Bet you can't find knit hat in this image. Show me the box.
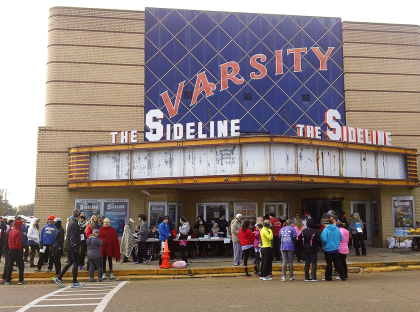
[236,213,242,219]
[47,215,55,220]
[93,229,100,234]
[54,217,61,222]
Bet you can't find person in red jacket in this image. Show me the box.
[5,220,24,285]
[238,220,256,277]
[99,218,120,279]
[269,213,282,262]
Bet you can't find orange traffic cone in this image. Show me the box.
[159,239,172,269]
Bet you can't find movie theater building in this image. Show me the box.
[35,6,419,244]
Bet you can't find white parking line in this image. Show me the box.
[16,281,128,311]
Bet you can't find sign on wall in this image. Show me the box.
[103,199,129,236]
[75,198,129,236]
[75,199,102,219]
[144,8,345,141]
[392,196,415,235]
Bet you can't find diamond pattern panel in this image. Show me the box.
[145,8,345,140]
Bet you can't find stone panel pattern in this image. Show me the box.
[343,22,420,246]
[36,7,145,220]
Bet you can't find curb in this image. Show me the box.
[10,261,420,283]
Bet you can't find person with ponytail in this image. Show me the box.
[280,219,297,282]
[238,220,256,277]
[260,219,273,281]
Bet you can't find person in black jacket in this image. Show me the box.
[298,218,322,282]
[52,218,64,278]
[0,217,7,263]
[78,215,87,270]
[54,209,83,288]
[1,220,14,283]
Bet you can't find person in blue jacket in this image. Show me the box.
[158,216,171,266]
[320,215,346,281]
[35,215,56,272]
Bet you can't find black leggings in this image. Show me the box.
[102,256,113,274]
[242,248,255,267]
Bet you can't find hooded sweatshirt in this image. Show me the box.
[338,227,349,254]
[321,224,342,253]
[179,222,190,239]
[9,220,22,250]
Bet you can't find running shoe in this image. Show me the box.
[305,279,312,282]
[102,273,106,279]
[146,256,152,265]
[262,277,272,281]
[70,282,85,288]
[289,277,295,281]
[53,277,64,288]
[89,278,97,282]
[17,281,27,285]
[244,273,251,277]
[109,272,115,279]
[253,271,260,277]
[186,263,190,268]
[97,278,103,282]
[281,277,287,282]
[78,265,83,270]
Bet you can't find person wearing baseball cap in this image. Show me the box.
[35,215,57,273]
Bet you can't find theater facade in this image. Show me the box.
[36,6,419,246]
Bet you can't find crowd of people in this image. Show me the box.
[0,209,123,287]
[231,210,367,281]
[0,209,367,285]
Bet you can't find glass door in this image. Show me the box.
[351,201,371,245]
[234,202,257,224]
[263,202,289,218]
[149,202,183,229]
[196,203,228,230]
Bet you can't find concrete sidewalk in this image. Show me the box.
[3,245,420,283]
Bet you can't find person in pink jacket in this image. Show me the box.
[337,221,349,279]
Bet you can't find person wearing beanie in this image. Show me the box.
[260,219,273,281]
[99,218,120,279]
[320,216,346,281]
[51,218,64,279]
[298,218,322,281]
[78,215,88,270]
[54,209,84,288]
[231,213,243,266]
[35,215,56,273]
[86,229,103,282]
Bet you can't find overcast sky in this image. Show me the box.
[0,0,418,208]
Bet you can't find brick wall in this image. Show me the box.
[35,6,145,221]
[343,22,420,246]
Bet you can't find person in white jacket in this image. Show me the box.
[27,218,40,268]
[178,218,190,267]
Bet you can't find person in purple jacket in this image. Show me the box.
[280,219,297,282]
